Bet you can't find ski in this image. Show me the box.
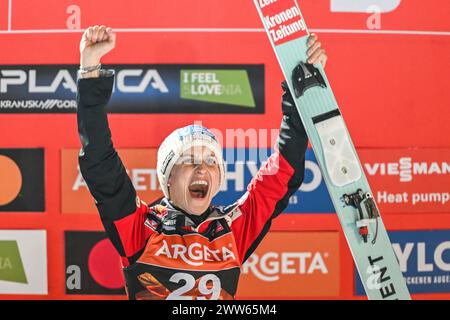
[254,0,411,300]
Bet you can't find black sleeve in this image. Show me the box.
[277,80,309,187]
[77,74,138,257]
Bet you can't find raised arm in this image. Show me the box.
[230,34,327,263]
[230,82,308,263]
[77,26,150,266]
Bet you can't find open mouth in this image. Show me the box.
[188,180,209,199]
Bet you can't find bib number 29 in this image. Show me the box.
[167,273,221,300]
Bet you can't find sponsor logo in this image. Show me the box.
[219,147,450,214]
[395,241,450,274]
[66,146,450,216]
[65,231,125,295]
[330,0,401,13]
[257,0,308,45]
[177,124,218,141]
[365,158,450,182]
[61,149,162,214]
[318,0,447,31]
[65,147,333,215]
[237,232,340,298]
[221,150,323,193]
[0,99,77,110]
[115,69,168,93]
[0,230,47,294]
[242,251,329,282]
[359,148,450,213]
[375,191,449,207]
[356,230,450,295]
[180,70,256,108]
[0,149,44,212]
[215,148,334,213]
[0,68,167,94]
[0,69,76,93]
[0,65,264,114]
[155,239,237,267]
[145,233,240,271]
[161,150,175,175]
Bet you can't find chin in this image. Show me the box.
[186,197,211,215]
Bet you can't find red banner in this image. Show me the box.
[237,232,340,298]
[360,148,450,213]
[61,149,162,214]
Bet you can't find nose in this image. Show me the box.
[194,162,207,174]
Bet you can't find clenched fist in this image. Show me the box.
[80,25,116,68]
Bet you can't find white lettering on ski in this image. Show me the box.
[259,0,278,9]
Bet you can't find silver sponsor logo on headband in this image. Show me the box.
[178,125,217,142]
[161,150,176,175]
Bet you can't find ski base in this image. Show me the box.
[255,0,411,300]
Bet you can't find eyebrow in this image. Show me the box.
[180,150,216,158]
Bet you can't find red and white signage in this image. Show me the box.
[360,148,450,213]
[256,0,308,46]
[237,232,340,298]
[61,149,163,214]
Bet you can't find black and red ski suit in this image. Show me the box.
[77,72,308,300]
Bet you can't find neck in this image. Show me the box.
[164,198,212,226]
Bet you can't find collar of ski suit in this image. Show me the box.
[147,198,239,233]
